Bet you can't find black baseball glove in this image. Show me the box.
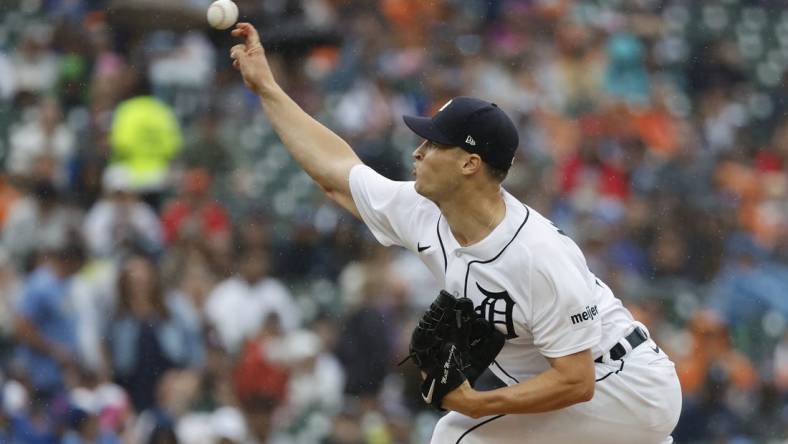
[403,290,506,409]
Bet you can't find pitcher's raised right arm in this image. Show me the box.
[230,22,362,217]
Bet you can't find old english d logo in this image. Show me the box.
[475,283,518,339]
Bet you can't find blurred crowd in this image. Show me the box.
[0,0,787,443]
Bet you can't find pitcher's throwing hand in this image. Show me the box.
[230,23,274,95]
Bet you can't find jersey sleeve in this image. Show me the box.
[528,250,602,358]
[348,164,422,249]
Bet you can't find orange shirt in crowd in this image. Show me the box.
[381,0,443,46]
[675,311,759,397]
[633,108,679,158]
[0,176,20,228]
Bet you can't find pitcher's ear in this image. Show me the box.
[461,153,483,176]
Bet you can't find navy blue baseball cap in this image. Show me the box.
[403,97,519,171]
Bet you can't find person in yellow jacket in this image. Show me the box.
[110,94,182,208]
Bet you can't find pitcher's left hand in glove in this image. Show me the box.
[404,290,505,410]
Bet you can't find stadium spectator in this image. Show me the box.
[160,167,231,246]
[275,329,345,426]
[205,247,301,354]
[12,242,86,396]
[335,274,393,407]
[1,180,83,270]
[232,313,291,405]
[7,97,75,186]
[0,248,22,362]
[107,254,203,412]
[674,310,758,399]
[673,363,751,443]
[10,26,59,98]
[109,78,182,209]
[83,165,164,259]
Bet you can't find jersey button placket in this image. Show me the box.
[445,250,465,293]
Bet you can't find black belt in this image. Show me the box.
[594,327,648,363]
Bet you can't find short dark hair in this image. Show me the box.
[484,163,509,183]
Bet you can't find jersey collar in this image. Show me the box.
[441,190,528,260]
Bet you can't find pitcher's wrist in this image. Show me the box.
[255,79,280,99]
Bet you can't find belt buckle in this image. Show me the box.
[595,342,624,363]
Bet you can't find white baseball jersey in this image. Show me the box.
[348,165,636,383]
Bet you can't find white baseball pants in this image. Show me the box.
[430,335,682,444]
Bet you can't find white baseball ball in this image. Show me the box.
[207,0,239,30]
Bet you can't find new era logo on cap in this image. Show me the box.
[402,97,519,171]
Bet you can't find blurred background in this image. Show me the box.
[0,0,787,442]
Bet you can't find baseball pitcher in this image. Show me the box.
[230,22,682,444]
